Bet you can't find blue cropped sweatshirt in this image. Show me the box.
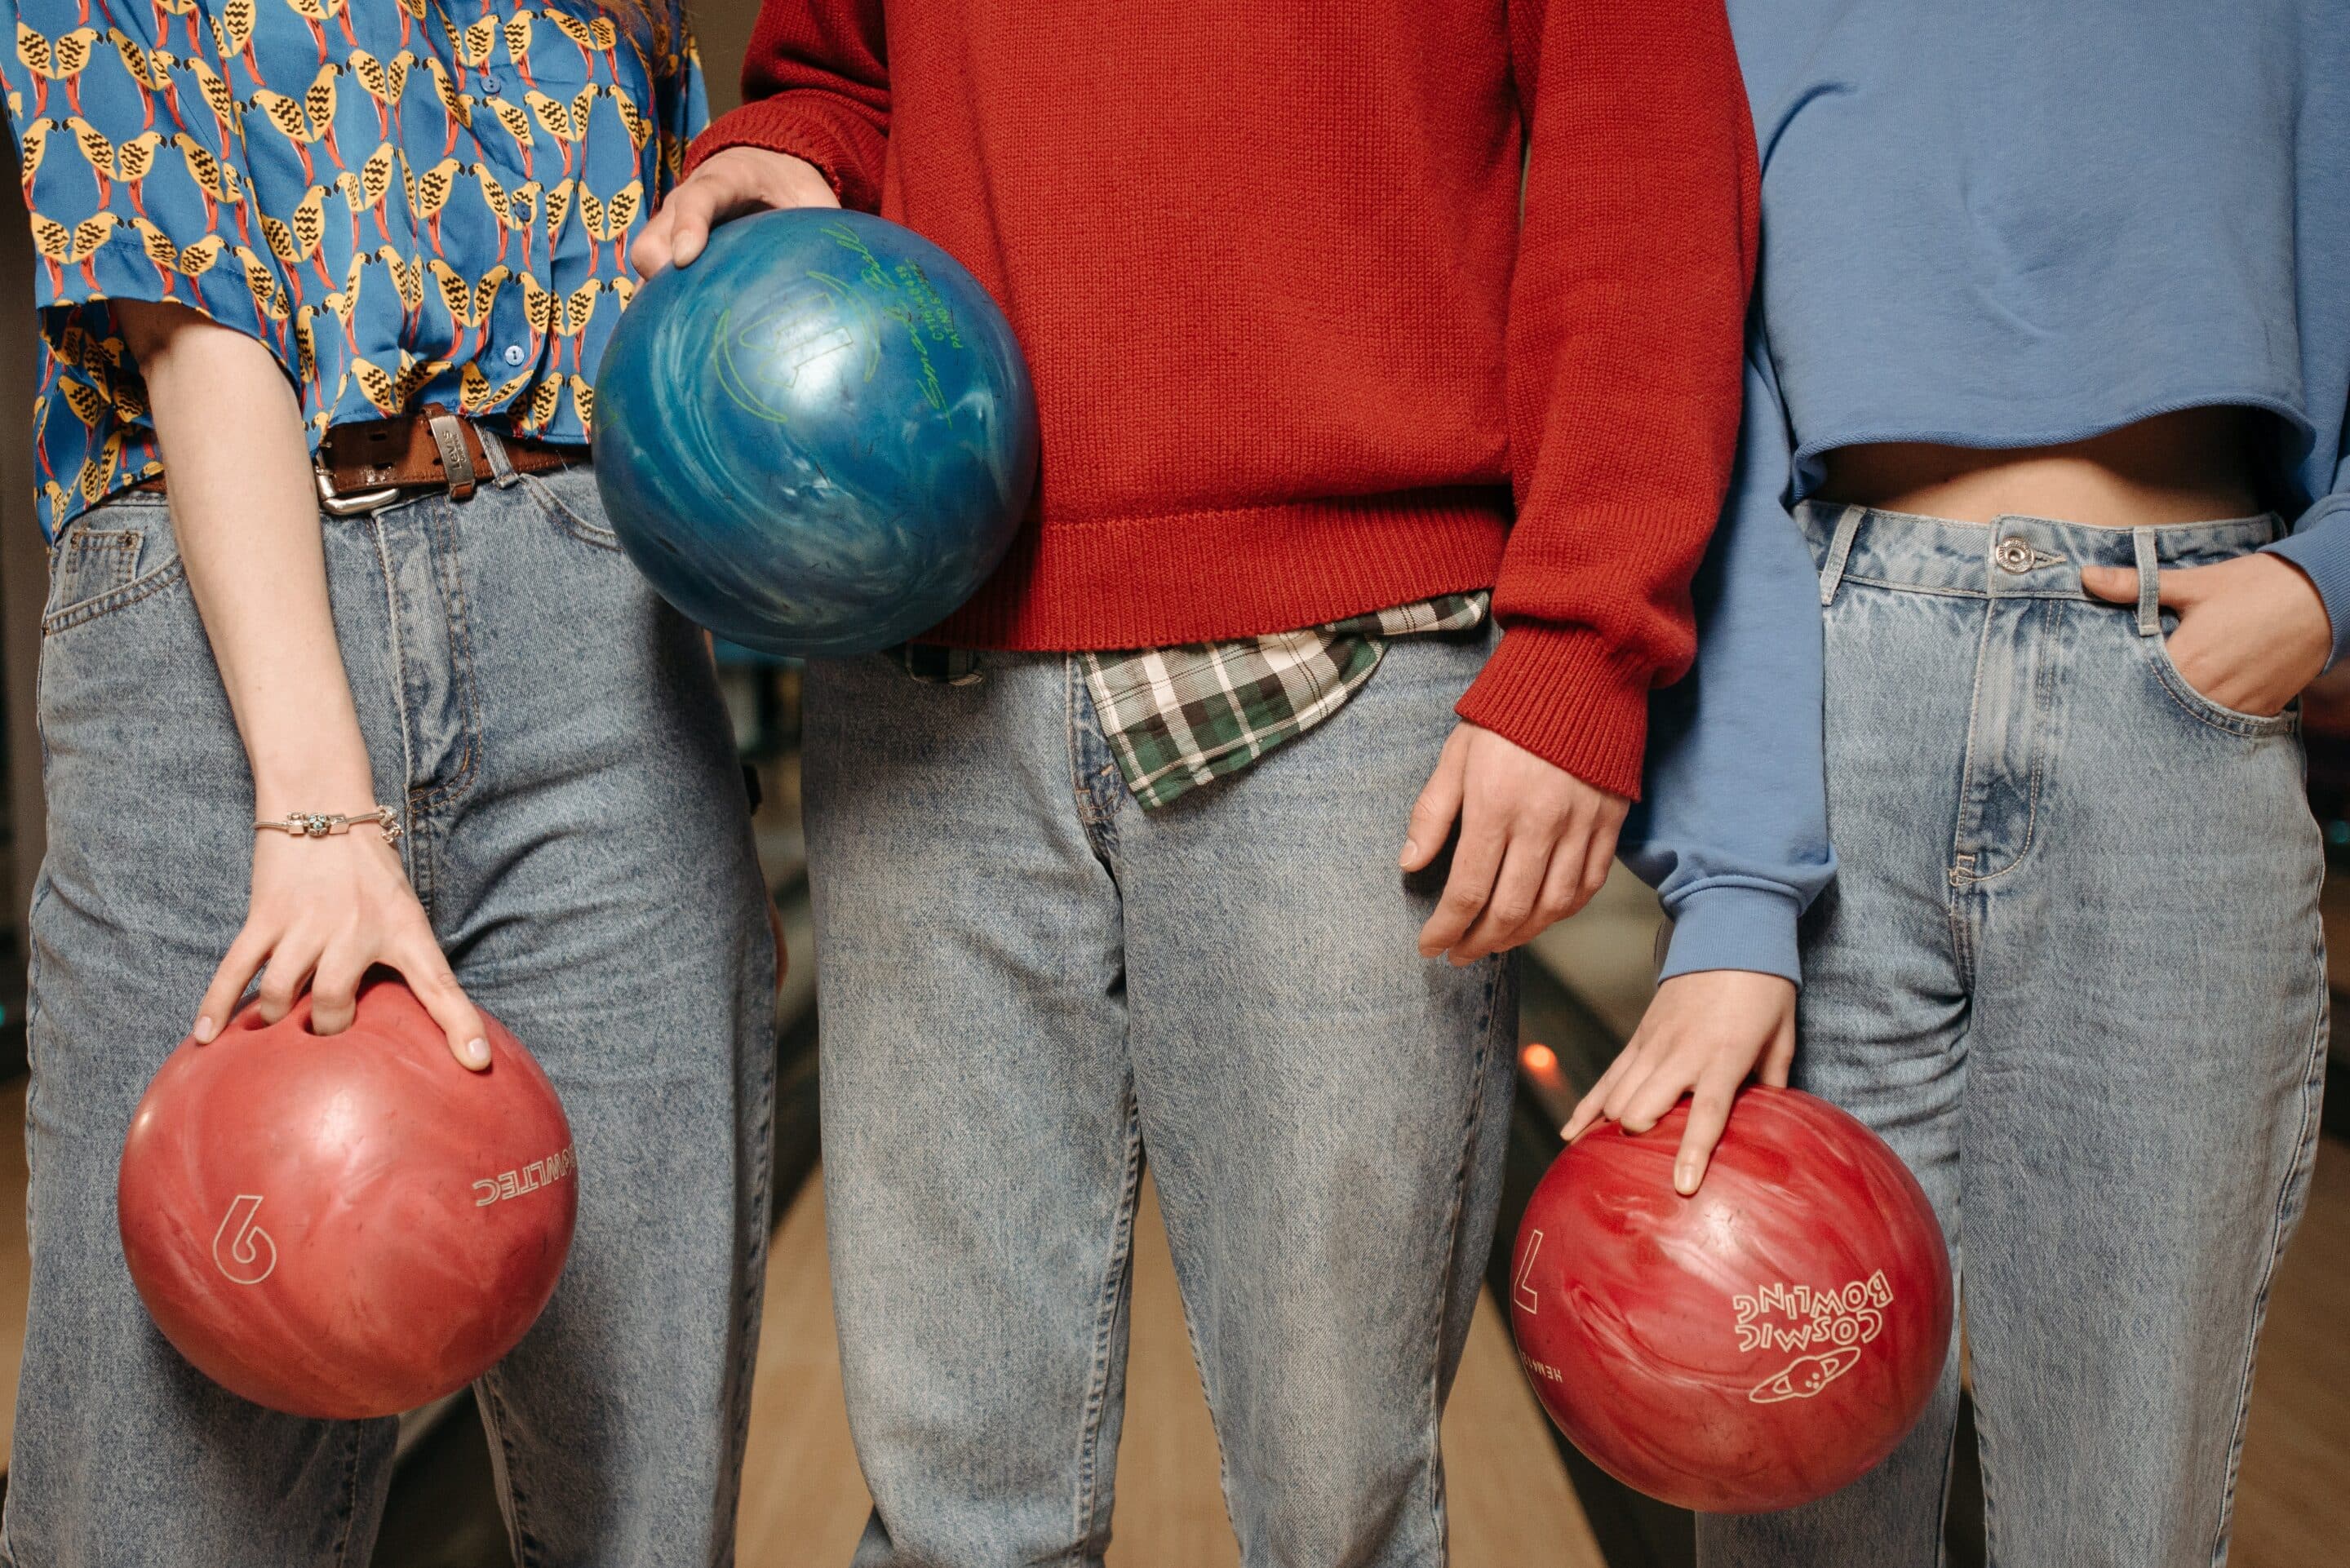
[1622,2,2350,984]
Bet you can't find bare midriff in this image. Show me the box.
[1820,407,2260,529]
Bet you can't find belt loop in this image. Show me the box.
[477,425,520,488]
[2132,526,2163,637]
[1818,504,1867,606]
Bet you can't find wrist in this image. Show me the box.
[251,772,384,820]
[256,804,403,844]
[2261,525,2350,668]
[1657,884,1803,986]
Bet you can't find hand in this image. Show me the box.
[631,147,840,277]
[1402,722,1630,964]
[193,828,490,1070]
[2080,552,2332,717]
[1561,969,1796,1194]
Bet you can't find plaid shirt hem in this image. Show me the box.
[1080,592,1491,808]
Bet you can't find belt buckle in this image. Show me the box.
[313,466,405,517]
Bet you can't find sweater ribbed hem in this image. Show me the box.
[1453,622,1653,800]
[924,488,1512,650]
[1657,884,1805,986]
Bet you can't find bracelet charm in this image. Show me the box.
[255,806,405,844]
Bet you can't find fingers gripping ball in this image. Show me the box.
[1510,1086,1953,1513]
[118,979,576,1419]
[592,208,1040,658]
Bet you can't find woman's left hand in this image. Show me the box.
[1562,969,1797,1195]
[2081,552,2333,717]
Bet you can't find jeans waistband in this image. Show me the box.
[1797,500,2281,605]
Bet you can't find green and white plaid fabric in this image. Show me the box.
[1080,592,1490,808]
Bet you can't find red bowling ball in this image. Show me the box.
[118,980,577,1419]
[1510,1086,1951,1513]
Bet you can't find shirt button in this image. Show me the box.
[478,70,503,96]
[502,343,529,367]
[1993,536,2034,574]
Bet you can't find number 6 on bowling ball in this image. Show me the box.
[1510,1085,1953,1514]
[118,979,577,1419]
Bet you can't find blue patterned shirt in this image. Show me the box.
[4,0,703,538]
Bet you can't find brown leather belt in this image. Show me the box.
[131,405,581,516]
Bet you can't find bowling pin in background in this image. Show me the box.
[1509,1084,1952,1513]
[117,979,578,1420]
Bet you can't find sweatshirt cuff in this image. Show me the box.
[1656,884,1804,986]
[1454,622,1653,800]
[686,102,883,213]
[2263,494,2350,668]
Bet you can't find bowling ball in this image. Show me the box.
[592,207,1040,658]
[1509,1086,1952,1513]
[118,979,577,1420]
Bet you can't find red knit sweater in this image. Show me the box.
[690,1,1756,797]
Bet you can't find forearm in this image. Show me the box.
[118,302,375,816]
[1468,0,1758,796]
[1620,353,1834,985]
[1621,515,1833,985]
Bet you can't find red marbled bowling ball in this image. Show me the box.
[1510,1085,1951,1513]
[118,978,576,1418]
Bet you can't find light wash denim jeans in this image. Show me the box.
[1700,503,2329,1568]
[798,631,1518,1568]
[4,466,776,1568]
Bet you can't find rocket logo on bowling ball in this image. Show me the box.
[1751,1348,1863,1404]
[210,1194,276,1286]
[1734,1269,1894,1403]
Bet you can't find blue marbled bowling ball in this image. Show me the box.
[592,208,1039,658]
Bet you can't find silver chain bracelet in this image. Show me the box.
[255,806,405,844]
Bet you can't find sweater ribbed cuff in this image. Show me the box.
[2264,494,2350,669]
[686,102,880,213]
[1453,622,1652,800]
[1657,884,1804,986]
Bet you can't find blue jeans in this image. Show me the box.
[5,468,776,1567]
[799,634,1517,1567]
[1700,504,2329,1567]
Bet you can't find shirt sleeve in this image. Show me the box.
[683,0,889,213]
[3,1,294,359]
[650,6,713,198]
[1617,337,1834,986]
[2260,389,2350,667]
[1452,0,1759,800]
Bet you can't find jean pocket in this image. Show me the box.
[2143,634,2298,739]
[41,498,185,636]
[521,467,623,553]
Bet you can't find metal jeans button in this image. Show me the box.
[1993,535,2034,574]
